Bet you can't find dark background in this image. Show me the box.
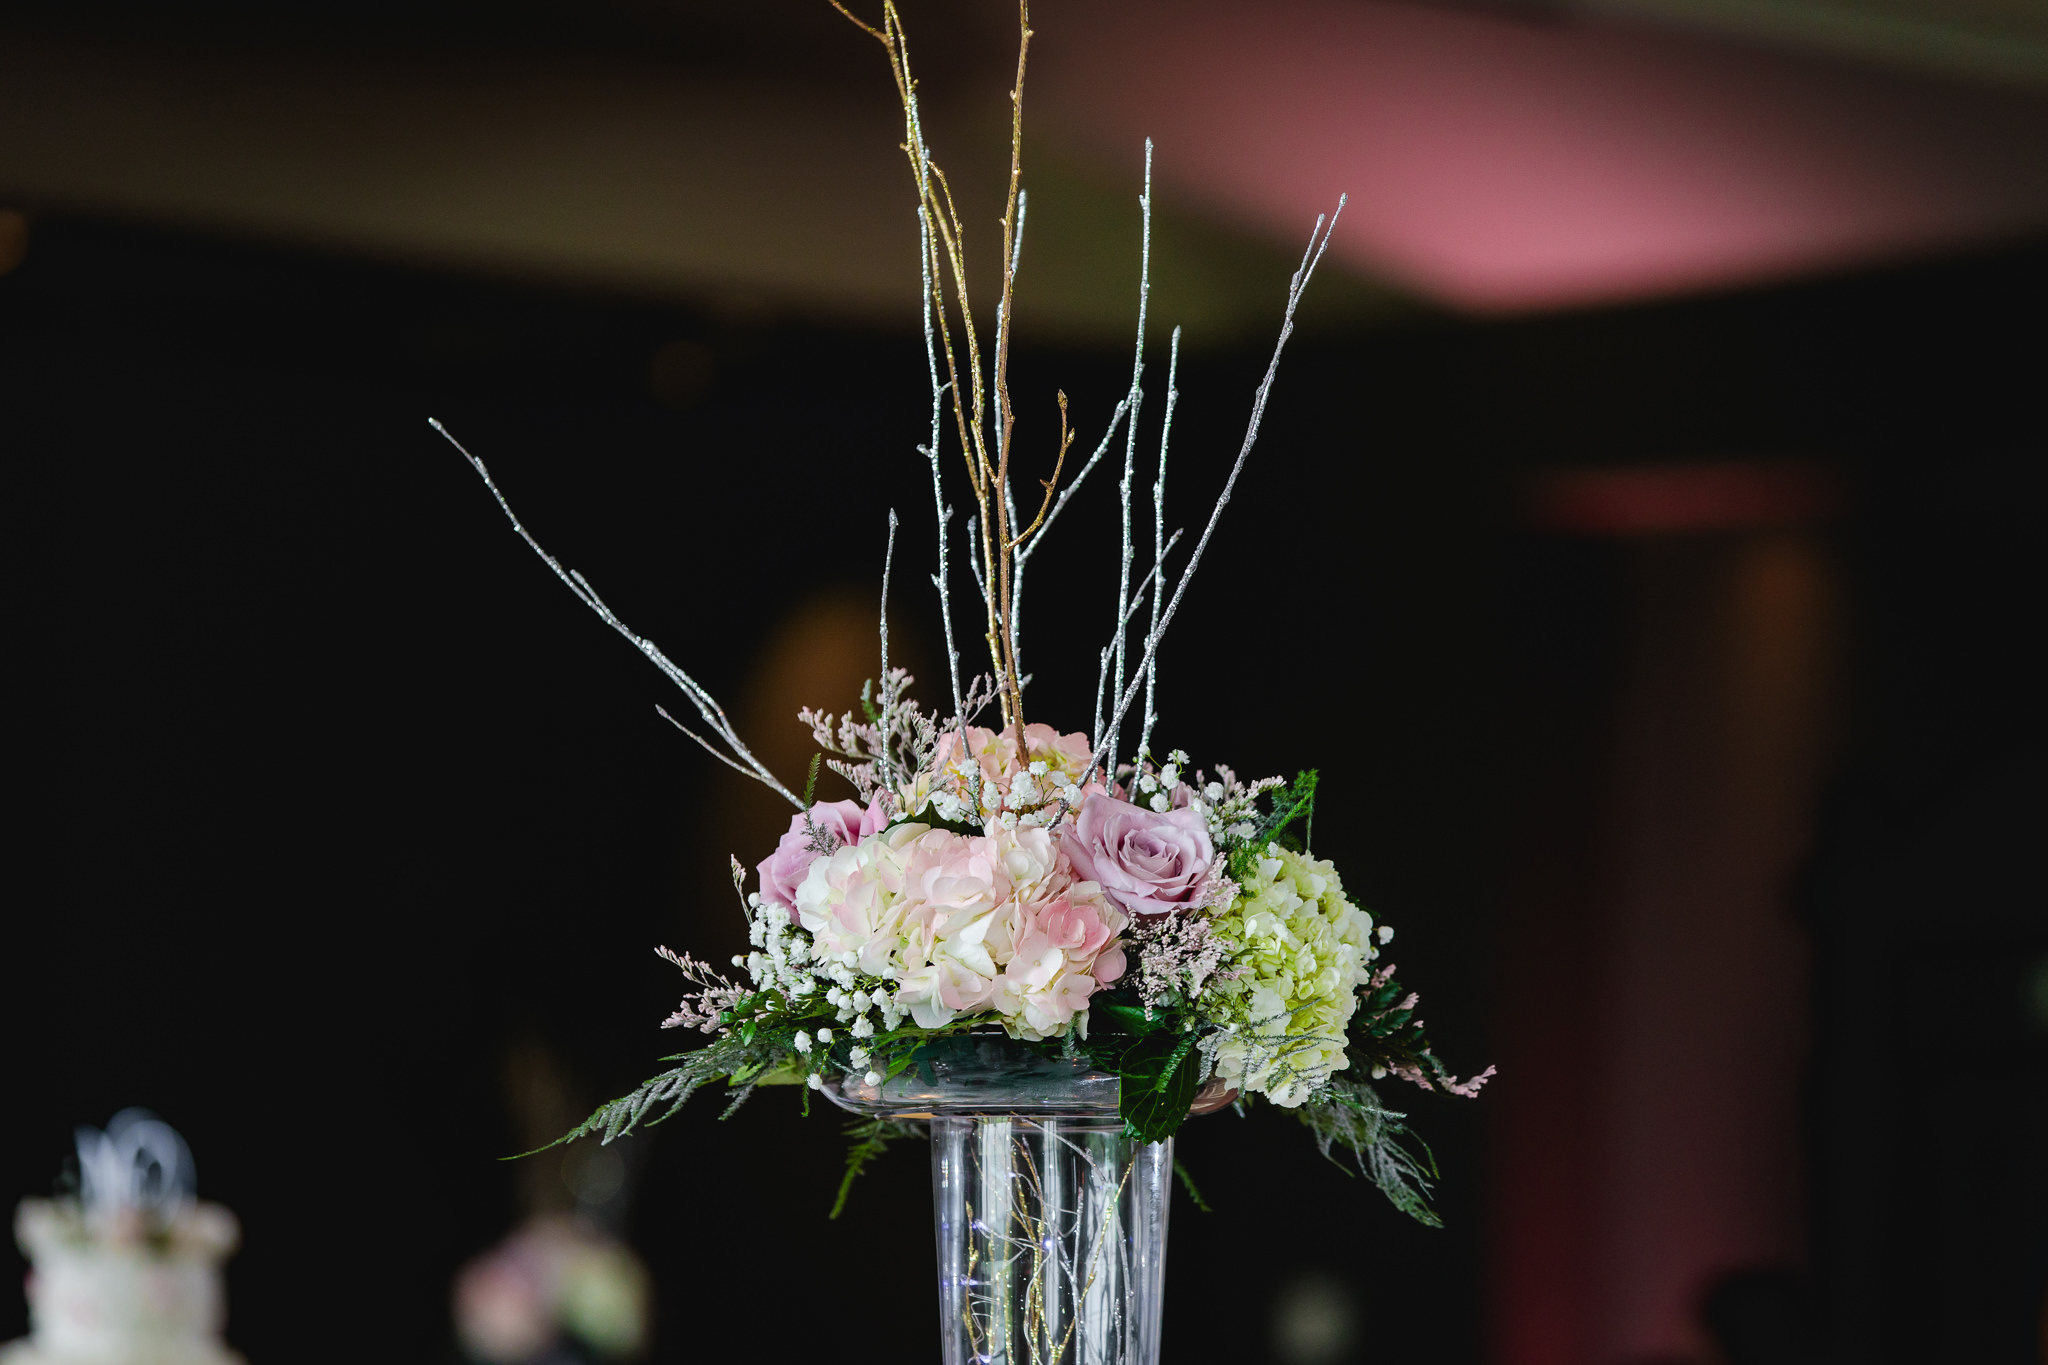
[3,208,2043,1365]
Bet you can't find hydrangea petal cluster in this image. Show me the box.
[778,817,1127,1041]
[1201,844,1379,1107]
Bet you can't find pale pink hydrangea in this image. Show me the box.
[929,725,1010,799]
[989,824,1063,910]
[776,810,1132,1038]
[1014,724,1095,786]
[793,822,924,977]
[827,824,1133,1036]
[893,828,1008,1026]
[990,883,1129,1039]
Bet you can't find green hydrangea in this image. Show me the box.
[1202,844,1379,1107]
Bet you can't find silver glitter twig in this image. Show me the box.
[1119,530,1183,632]
[1089,198,1347,779]
[918,207,966,729]
[1100,139,1153,772]
[1137,325,1181,764]
[1010,392,1130,684]
[965,514,989,608]
[433,419,803,809]
[1010,187,1028,278]
[878,508,899,790]
[1093,644,1113,757]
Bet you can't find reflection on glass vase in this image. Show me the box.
[826,1035,1175,1365]
[934,1114,1170,1365]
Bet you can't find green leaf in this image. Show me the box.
[1092,1000,1177,1036]
[1117,1031,1201,1145]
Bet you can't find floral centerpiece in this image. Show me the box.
[434,4,1488,1361]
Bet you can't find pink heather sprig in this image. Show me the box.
[656,946,747,1033]
[1128,904,1236,1017]
[799,669,942,805]
[1206,769,1287,844]
[1390,1060,1497,1098]
[799,704,882,802]
[1195,870,1239,913]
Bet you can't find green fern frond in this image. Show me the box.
[1295,1077,1442,1226]
[831,1117,925,1219]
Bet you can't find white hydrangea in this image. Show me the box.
[1201,844,1379,1107]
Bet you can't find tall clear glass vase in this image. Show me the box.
[826,1035,1173,1365]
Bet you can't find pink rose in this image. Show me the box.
[1059,793,1214,919]
[757,795,890,919]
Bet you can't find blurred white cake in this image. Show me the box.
[3,1112,244,1365]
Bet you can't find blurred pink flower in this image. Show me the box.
[931,723,1094,813]
[1019,724,1094,783]
[453,1216,649,1365]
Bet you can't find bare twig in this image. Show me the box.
[1101,139,1154,771]
[1138,326,1181,762]
[878,508,899,789]
[1088,200,1347,780]
[1010,394,1130,682]
[835,0,1027,737]
[432,419,801,808]
[1007,390,1074,551]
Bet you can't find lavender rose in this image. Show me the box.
[1060,793,1214,918]
[758,795,889,919]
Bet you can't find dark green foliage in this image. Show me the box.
[519,1030,770,1156]
[831,1117,925,1219]
[1115,1030,1203,1144]
[1225,770,1319,881]
[1069,997,1209,1145]
[1345,967,1490,1097]
[1173,1159,1213,1213]
[1088,999,1182,1036]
